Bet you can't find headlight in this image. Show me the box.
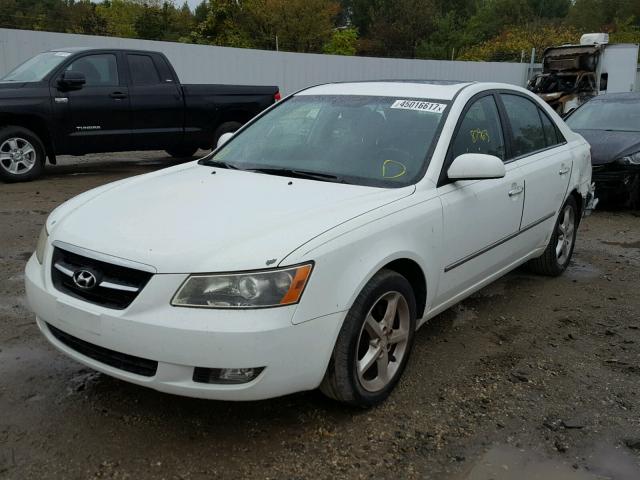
[35,224,48,264]
[171,263,313,308]
[618,152,640,166]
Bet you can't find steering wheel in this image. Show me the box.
[378,147,411,179]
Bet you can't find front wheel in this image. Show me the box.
[528,196,578,276]
[0,126,46,182]
[320,269,416,407]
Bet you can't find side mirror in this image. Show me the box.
[447,153,505,181]
[58,71,86,90]
[217,131,234,149]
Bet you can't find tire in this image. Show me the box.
[0,126,46,183]
[320,269,417,407]
[165,146,198,158]
[213,121,242,149]
[528,196,578,276]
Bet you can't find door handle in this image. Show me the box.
[559,166,570,176]
[508,185,524,197]
[109,92,128,100]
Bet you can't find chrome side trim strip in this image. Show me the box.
[53,262,74,277]
[52,240,157,273]
[99,281,139,292]
[444,212,556,273]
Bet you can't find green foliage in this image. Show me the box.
[323,27,358,55]
[0,0,636,62]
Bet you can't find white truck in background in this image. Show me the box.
[528,33,639,115]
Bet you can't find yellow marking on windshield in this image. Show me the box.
[382,159,407,179]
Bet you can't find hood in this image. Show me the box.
[49,163,415,273]
[0,81,28,89]
[574,129,640,165]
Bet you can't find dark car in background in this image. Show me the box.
[0,47,280,182]
[566,93,640,208]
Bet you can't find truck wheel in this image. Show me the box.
[213,121,242,149]
[528,196,578,276]
[165,147,198,158]
[320,269,417,407]
[0,126,46,183]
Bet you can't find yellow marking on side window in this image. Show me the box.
[470,128,490,143]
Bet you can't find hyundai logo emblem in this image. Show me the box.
[72,269,97,289]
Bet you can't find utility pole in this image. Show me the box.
[275,35,279,52]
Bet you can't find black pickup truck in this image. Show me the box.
[0,47,280,182]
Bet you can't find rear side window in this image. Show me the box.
[66,54,119,87]
[127,54,161,85]
[451,95,505,160]
[501,94,546,158]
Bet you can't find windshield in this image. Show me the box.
[1,51,70,82]
[202,95,448,187]
[566,98,640,132]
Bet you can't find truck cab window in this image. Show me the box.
[66,54,119,87]
[127,55,161,85]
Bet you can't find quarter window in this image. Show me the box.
[501,94,546,158]
[451,95,505,160]
[66,54,119,87]
[539,109,560,147]
[127,54,161,85]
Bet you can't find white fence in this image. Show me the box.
[0,28,531,94]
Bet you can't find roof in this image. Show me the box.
[298,81,473,100]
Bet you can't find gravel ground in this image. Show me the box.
[1,153,640,480]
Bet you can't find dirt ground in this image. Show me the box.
[1,153,640,480]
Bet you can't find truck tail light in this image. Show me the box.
[274,90,281,102]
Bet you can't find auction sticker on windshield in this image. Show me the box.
[391,99,446,113]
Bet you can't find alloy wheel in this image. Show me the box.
[555,204,575,265]
[0,137,37,175]
[356,291,411,392]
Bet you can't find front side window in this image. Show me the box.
[203,95,449,187]
[1,52,69,83]
[127,55,161,85]
[501,94,546,158]
[451,95,505,160]
[66,54,119,87]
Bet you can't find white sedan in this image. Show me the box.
[25,81,595,406]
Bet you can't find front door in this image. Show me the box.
[52,52,131,154]
[435,93,525,304]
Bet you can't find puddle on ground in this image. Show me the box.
[602,240,640,249]
[456,444,640,480]
[565,261,601,281]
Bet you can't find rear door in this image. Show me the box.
[435,93,526,304]
[125,52,184,150]
[498,93,571,248]
[53,52,131,153]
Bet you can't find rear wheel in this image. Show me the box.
[320,269,416,407]
[213,121,242,149]
[0,126,46,182]
[528,196,578,276]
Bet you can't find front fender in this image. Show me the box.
[287,193,443,325]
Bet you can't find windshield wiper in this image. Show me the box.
[204,160,242,170]
[246,167,347,183]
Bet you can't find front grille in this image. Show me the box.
[51,247,153,310]
[47,323,158,377]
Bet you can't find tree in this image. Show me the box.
[323,27,358,55]
[244,0,340,52]
[189,0,254,48]
[357,0,437,58]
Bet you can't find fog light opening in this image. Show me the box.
[193,366,265,385]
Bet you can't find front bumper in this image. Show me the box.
[592,164,640,194]
[25,254,345,400]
